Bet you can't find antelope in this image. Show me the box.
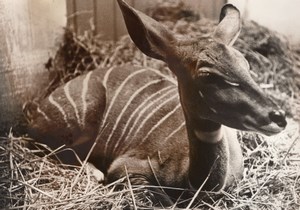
[23,0,287,206]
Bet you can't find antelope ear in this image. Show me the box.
[213,4,241,46]
[117,0,176,61]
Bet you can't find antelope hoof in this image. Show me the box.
[86,162,105,182]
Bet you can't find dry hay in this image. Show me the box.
[1,121,299,209]
[1,1,300,209]
[1,135,141,209]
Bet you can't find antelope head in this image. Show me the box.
[117,1,287,136]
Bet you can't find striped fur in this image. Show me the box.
[26,65,185,167]
[92,66,184,166]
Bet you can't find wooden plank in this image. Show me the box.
[66,0,77,31]
[133,0,156,13]
[74,0,94,34]
[94,0,115,40]
[0,0,66,134]
[185,0,227,20]
[212,0,228,19]
[0,1,16,134]
[0,0,43,134]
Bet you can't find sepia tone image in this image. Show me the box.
[0,0,299,209]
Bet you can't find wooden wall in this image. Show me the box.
[0,0,66,134]
[229,0,300,43]
[66,0,227,41]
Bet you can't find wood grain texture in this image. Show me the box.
[0,0,66,134]
[67,0,226,41]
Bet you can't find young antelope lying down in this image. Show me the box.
[24,0,287,206]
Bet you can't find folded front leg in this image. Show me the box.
[106,157,174,208]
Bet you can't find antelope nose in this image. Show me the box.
[269,110,287,128]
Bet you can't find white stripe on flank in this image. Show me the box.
[64,81,81,126]
[113,86,175,154]
[81,71,93,127]
[131,93,179,141]
[48,95,71,127]
[37,107,51,122]
[140,104,181,144]
[163,121,185,142]
[121,88,177,151]
[104,79,163,154]
[102,67,115,88]
[101,68,148,129]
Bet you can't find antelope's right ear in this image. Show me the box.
[117,0,176,62]
[213,4,241,46]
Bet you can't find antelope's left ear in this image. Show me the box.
[213,4,241,46]
[117,0,176,62]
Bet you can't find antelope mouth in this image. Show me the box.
[245,121,286,136]
[259,122,287,136]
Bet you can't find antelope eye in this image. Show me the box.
[198,72,223,84]
[197,67,213,78]
[198,71,210,77]
[198,72,240,87]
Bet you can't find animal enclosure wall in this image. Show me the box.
[229,0,300,43]
[66,0,227,40]
[0,0,66,134]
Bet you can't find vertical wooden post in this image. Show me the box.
[94,0,115,40]
[66,0,77,32]
[0,0,66,134]
[185,0,227,19]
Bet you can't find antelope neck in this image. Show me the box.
[191,119,223,143]
[187,118,228,190]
